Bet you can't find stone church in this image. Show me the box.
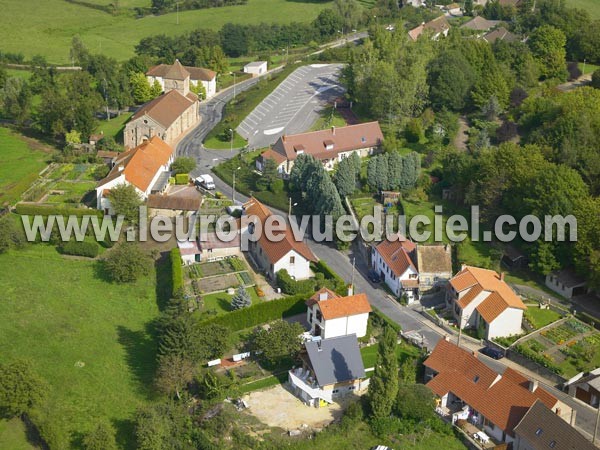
[124,60,200,149]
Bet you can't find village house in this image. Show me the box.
[256,122,383,176]
[146,194,201,218]
[416,244,452,292]
[241,197,317,280]
[446,265,527,339]
[425,339,570,445]
[125,60,200,148]
[483,26,519,44]
[371,236,419,302]
[563,368,600,408]
[289,334,367,407]
[305,287,372,339]
[460,16,501,33]
[146,59,217,99]
[545,268,587,299]
[95,136,175,214]
[198,231,241,262]
[408,16,450,41]
[513,400,596,450]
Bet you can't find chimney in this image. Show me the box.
[117,165,124,172]
[461,263,467,271]
[331,126,335,135]
[500,272,505,282]
[472,351,478,359]
[282,135,286,142]
[347,284,354,296]
[529,380,538,393]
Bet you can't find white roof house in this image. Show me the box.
[243,61,267,77]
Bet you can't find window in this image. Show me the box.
[473,375,480,383]
[332,389,339,394]
[549,441,556,448]
[290,256,295,264]
[535,428,543,436]
[349,386,355,390]
[361,136,366,143]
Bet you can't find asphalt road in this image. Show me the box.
[237,64,345,149]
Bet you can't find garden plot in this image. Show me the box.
[186,257,255,295]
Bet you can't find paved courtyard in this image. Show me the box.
[236,64,345,149]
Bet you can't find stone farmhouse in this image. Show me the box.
[256,122,383,176]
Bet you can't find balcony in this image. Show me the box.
[289,368,333,403]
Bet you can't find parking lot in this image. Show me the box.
[236,64,345,149]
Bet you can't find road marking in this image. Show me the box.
[263,127,284,135]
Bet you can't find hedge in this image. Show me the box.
[276,269,315,295]
[170,248,184,296]
[15,203,103,218]
[312,260,347,295]
[58,240,99,258]
[202,293,307,331]
[175,174,189,185]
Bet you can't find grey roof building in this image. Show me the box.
[305,334,366,386]
[513,400,596,450]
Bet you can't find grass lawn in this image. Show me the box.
[203,130,247,150]
[93,112,133,143]
[0,244,164,449]
[524,308,562,330]
[567,0,600,18]
[350,196,379,221]
[0,419,36,450]
[309,106,347,132]
[579,62,600,75]
[0,0,331,64]
[238,371,288,394]
[0,127,52,206]
[360,343,420,369]
[5,68,33,80]
[202,288,262,315]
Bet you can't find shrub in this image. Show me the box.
[174,173,189,185]
[405,119,423,143]
[201,293,307,331]
[58,240,99,258]
[276,269,315,295]
[312,260,346,295]
[103,243,152,283]
[170,248,184,296]
[592,70,600,89]
[15,203,103,218]
[567,62,582,81]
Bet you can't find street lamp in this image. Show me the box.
[229,71,237,100]
[288,198,298,216]
[229,128,234,153]
[232,166,241,204]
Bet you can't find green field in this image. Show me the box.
[0,244,163,449]
[0,419,36,450]
[0,0,331,64]
[0,127,51,206]
[567,0,600,19]
[93,112,133,143]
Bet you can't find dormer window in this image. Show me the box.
[294,144,305,155]
[535,428,543,436]
[361,136,366,143]
[323,139,334,150]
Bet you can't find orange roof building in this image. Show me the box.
[446,265,527,340]
[146,59,217,99]
[306,287,372,339]
[408,16,450,41]
[371,235,420,302]
[424,339,568,443]
[256,122,384,175]
[95,136,175,214]
[241,197,317,281]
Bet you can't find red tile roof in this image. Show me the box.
[424,340,557,437]
[450,266,526,324]
[409,16,450,41]
[146,60,216,82]
[131,89,198,129]
[271,122,383,163]
[316,293,372,320]
[242,197,317,265]
[260,148,287,166]
[97,136,174,193]
[374,235,417,277]
[306,287,339,307]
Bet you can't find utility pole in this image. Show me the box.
[351,257,356,292]
[457,310,469,347]
[229,128,233,153]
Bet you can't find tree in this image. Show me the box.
[464,0,474,16]
[103,243,152,283]
[334,156,356,198]
[398,356,417,384]
[481,95,502,121]
[333,0,362,30]
[0,67,6,90]
[0,215,24,253]
[349,152,361,177]
[129,72,152,104]
[155,354,195,400]
[230,286,252,309]
[150,79,163,98]
[367,155,388,192]
[427,51,475,111]
[171,157,196,175]
[399,152,420,191]
[394,384,436,423]
[528,25,567,80]
[0,77,32,125]
[567,61,582,81]
[83,422,118,450]
[106,183,143,224]
[0,360,47,418]
[65,129,81,145]
[250,320,304,367]
[592,69,600,89]
[496,120,518,143]
[135,406,170,450]
[313,9,344,38]
[259,158,278,191]
[368,326,399,419]
[220,23,249,57]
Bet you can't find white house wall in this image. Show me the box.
[485,307,524,340]
[273,249,311,280]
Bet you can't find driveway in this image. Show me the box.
[237,64,346,149]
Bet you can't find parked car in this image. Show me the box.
[480,346,504,360]
[368,270,381,283]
